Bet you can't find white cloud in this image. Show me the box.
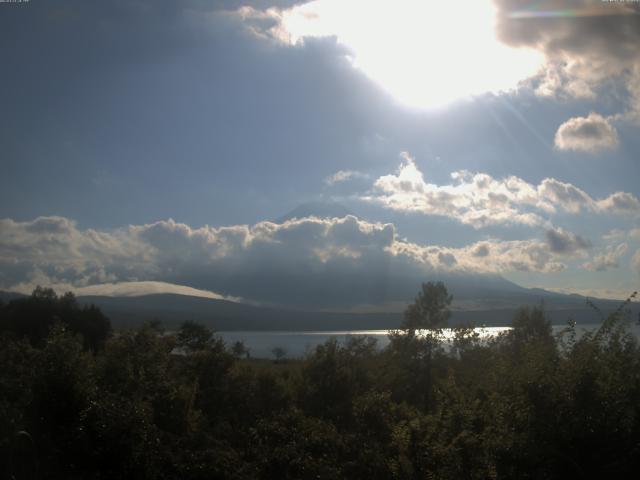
[0,216,152,289]
[603,229,626,242]
[554,113,619,153]
[0,214,594,306]
[495,1,640,134]
[72,281,240,301]
[596,192,640,216]
[545,228,591,254]
[471,243,490,258]
[238,0,544,108]
[536,178,593,214]
[1,215,398,306]
[391,237,568,274]
[325,170,363,185]
[367,154,545,228]
[602,227,640,243]
[583,243,628,272]
[325,170,356,185]
[365,154,640,227]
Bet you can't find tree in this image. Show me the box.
[32,285,57,301]
[402,281,452,335]
[231,340,249,359]
[297,338,376,422]
[510,305,552,345]
[176,320,214,353]
[387,282,452,411]
[0,288,111,351]
[271,346,287,363]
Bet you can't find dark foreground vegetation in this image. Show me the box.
[1,284,640,479]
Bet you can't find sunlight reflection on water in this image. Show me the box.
[218,323,640,359]
[220,326,507,359]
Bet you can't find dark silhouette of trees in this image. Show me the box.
[231,340,250,359]
[177,320,214,352]
[2,283,640,479]
[0,287,111,351]
[271,346,287,362]
[387,281,452,411]
[402,281,452,334]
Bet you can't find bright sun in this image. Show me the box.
[274,0,543,108]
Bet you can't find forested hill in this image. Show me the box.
[4,289,637,331]
[73,291,640,330]
[77,294,403,330]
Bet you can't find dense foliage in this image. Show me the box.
[1,285,640,479]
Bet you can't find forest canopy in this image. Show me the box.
[1,284,639,479]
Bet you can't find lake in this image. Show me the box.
[218,322,640,358]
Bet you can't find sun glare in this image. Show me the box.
[276,0,544,108]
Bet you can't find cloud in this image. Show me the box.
[391,237,568,274]
[596,192,640,216]
[237,0,544,108]
[45,281,239,301]
[461,239,567,273]
[603,229,626,242]
[216,1,308,10]
[471,243,490,257]
[324,170,372,195]
[366,153,545,228]
[365,153,640,227]
[495,1,640,76]
[437,252,457,267]
[536,177,593,214]
[554,113,619,153]
[601,227,640,243]
[0,216,156,298]
[243,0,640,125]
[545,228,591,254]
[325,170,368,186]
[495,0,640,135]
[583,243,628,272]
[0,214,593,307]
[0,215,399,306]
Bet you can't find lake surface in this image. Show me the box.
[218,323,640,358]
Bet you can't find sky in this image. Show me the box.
[1,0,640,305]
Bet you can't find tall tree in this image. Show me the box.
[402,281,452,335]
[389,282,452,411]
[176,320,214,353]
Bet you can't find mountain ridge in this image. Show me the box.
[3,287,636,331]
